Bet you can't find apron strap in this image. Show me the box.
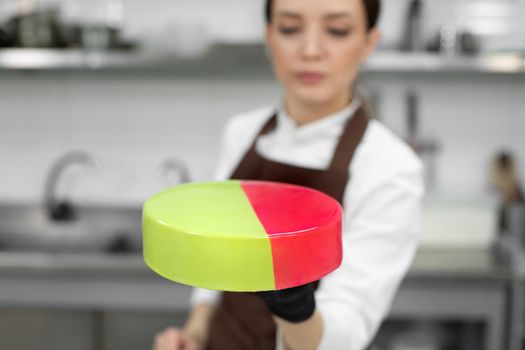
[328,105,369,172]
[258,112,278,136]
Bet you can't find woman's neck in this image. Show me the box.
[284,91,354,127]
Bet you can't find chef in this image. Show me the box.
[153,0,424,349]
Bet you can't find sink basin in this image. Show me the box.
[0,203,143,254]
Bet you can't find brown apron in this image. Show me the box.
[204,105,369,350]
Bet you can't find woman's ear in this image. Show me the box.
[361,28,381,62]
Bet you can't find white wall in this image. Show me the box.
[1,0,525,206]
[364,73,525,194]
[0,73,280,204]
[2,71,524,205]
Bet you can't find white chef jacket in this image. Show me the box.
[190,97,424,350]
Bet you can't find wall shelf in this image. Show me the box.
[1,44,524,75]
[365,51,525,75]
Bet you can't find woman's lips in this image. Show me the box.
[296,71,326,84]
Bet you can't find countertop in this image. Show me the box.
[0,246,511,280]
[0,246,515,319]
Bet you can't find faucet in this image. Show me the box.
[405,91,441,190]
[158,157,191,186]
[43,151,100,221]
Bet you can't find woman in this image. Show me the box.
[153,0,423,349]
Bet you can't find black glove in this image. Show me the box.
[254,282,316,323]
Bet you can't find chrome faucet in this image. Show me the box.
[158,157,191,186]
[405,91,441,190]
[43,151,100,221]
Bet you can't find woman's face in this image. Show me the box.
[266,0,380,106]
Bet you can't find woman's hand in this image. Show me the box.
[152,327,202,350]
[152,304,214,350]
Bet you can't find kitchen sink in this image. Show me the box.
[0,203,143,254]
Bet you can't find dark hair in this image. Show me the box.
[264,0,381,30]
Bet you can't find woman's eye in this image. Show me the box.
[279,27,300,35]
[328,28,350,37]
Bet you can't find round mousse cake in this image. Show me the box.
[142,180,342,292]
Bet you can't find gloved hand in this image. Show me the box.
[254,282,316,323]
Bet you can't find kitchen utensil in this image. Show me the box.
[427,26,480,56]
[12,5,66,48]
[62,0,123,50]
[143,180,342,292]
[0,23,14,47]
[507,203,525,245]
[159,19,210,58]
[401,0,425,51]
[491,151,524,235]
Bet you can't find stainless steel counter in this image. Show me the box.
[407,246,510,280]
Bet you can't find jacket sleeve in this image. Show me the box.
[315,157,424,350]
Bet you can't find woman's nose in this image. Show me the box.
[300,30,323,61]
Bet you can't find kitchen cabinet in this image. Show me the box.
[0,246,518,350]
[387,248,510,350]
